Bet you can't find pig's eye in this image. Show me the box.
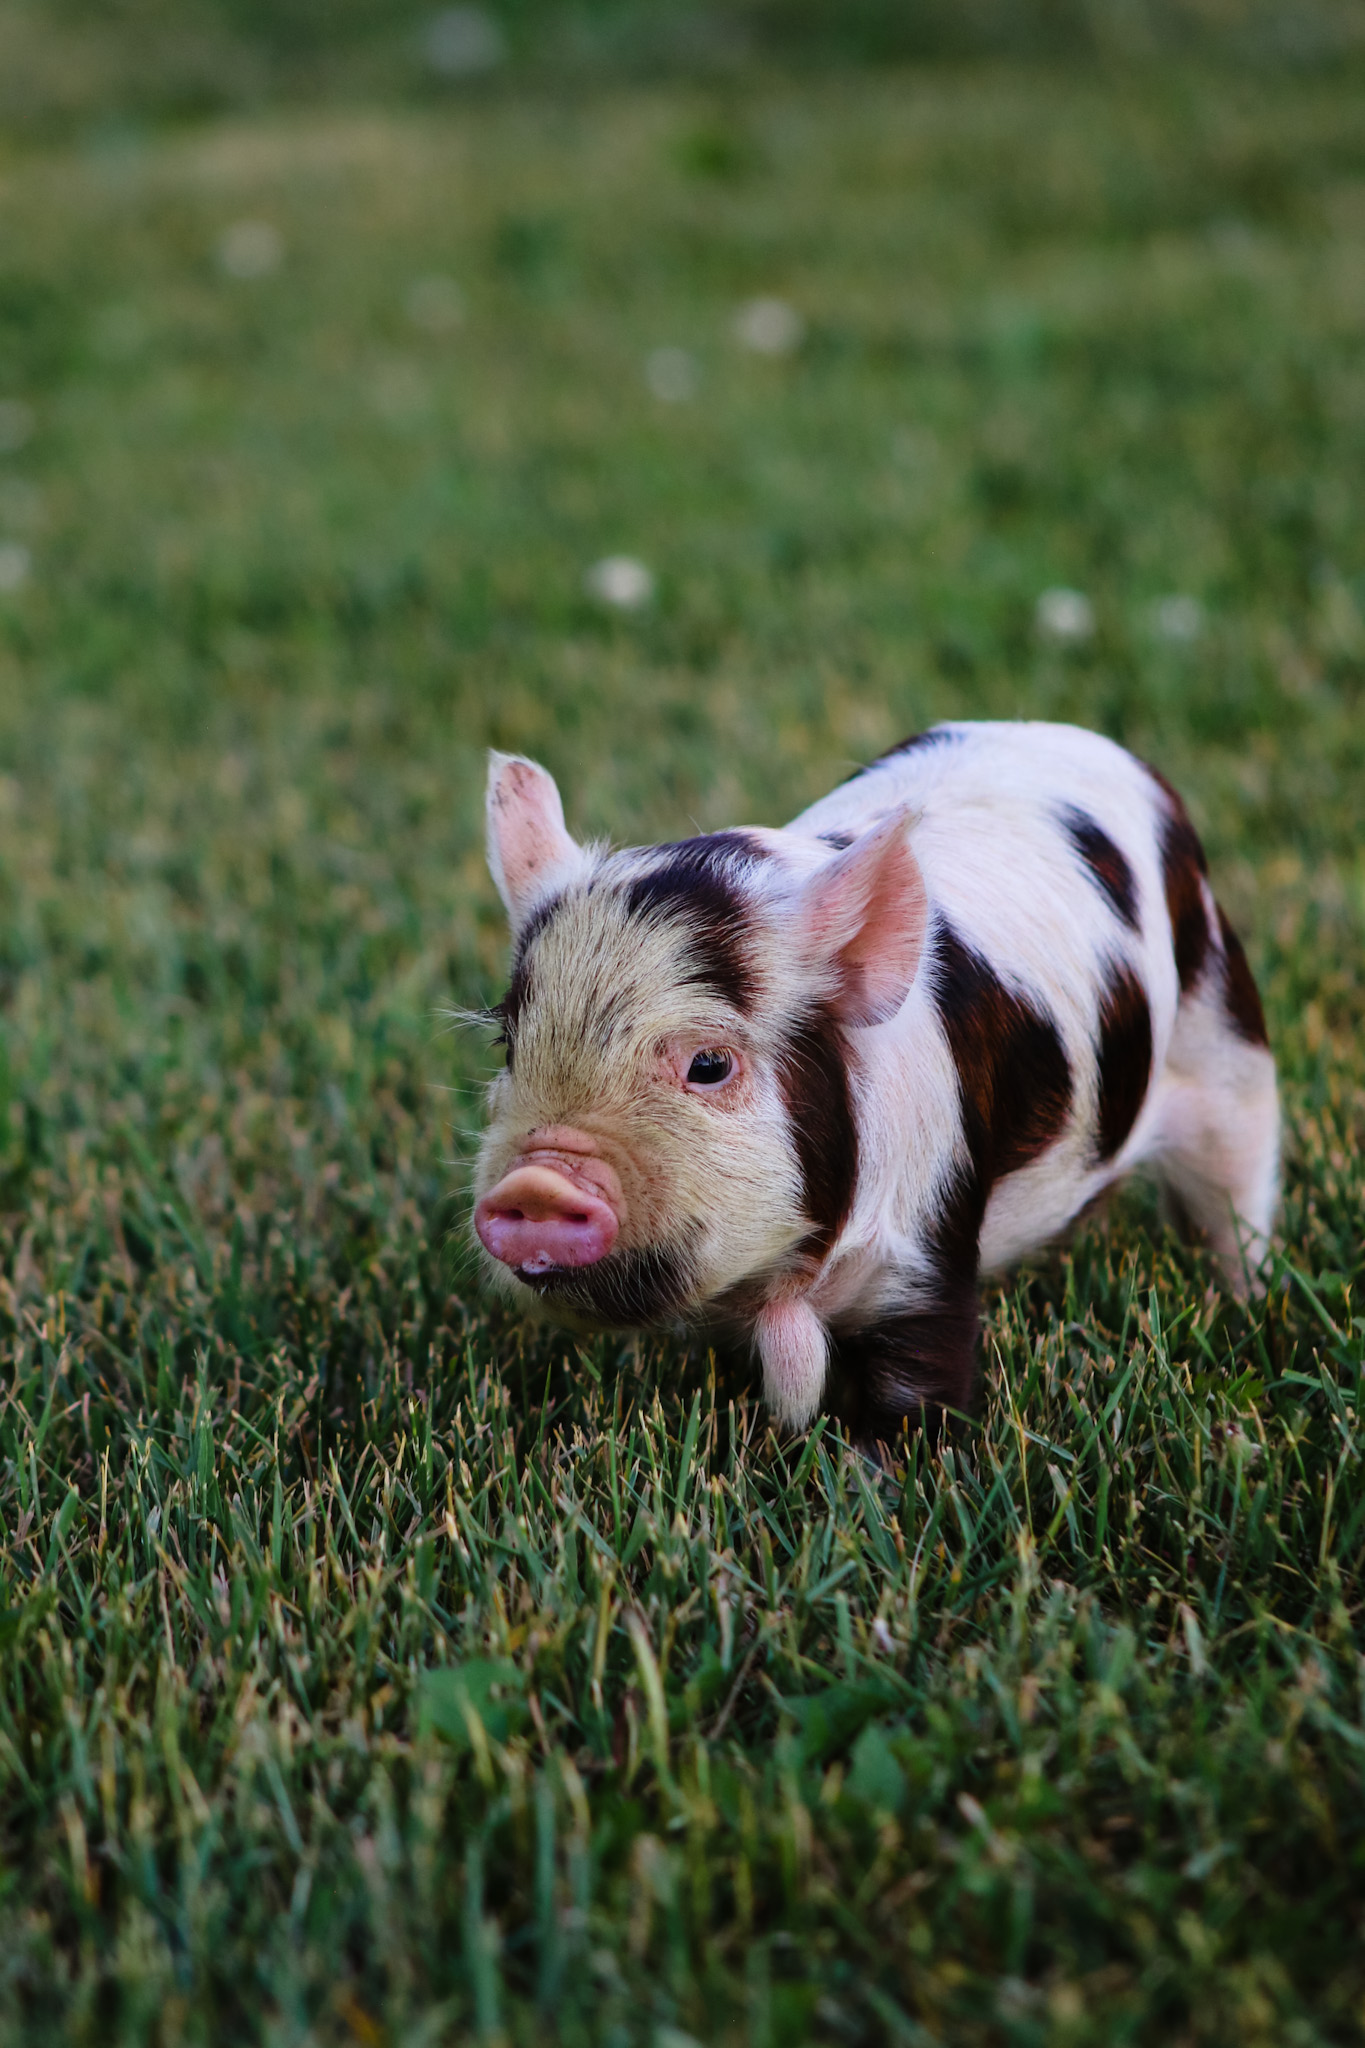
[686,1048,734,1088]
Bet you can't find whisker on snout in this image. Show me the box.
[435,1003,503,1029]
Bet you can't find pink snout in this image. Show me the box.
[475,1163,619,1274]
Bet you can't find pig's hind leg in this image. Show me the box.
[1145,916,1279,1293]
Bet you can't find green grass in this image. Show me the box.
[0,49,1363,2046]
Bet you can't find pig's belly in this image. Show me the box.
[978,1157,1104,1275]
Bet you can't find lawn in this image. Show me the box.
[0,34,1363,2044]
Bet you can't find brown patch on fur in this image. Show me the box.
[496,892,564,1068]
[1095,964,1153,1161]
[828,1288,980,1450]
[853,724,962,780]
[1060,806,1140,931]
[625,835,765,1013]
[1145,764,1211,993]
[931,919,1073,1271]
[1216,906,1269,1047]
[854,918,1073,1444]
[775,1001,858,1258]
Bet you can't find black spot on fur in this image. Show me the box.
[877,725,961,764]
[496,893,564,1069]
[1060,806,1140,931]
[626,835,766,1013]
[930,919,1073,1272]
[1145,764,1211,994]
[819,830,854,850]
[1216,906,1269,1047]
[775,1001,858,1257]
[940,955,1060,1168]
[1095,964,1153,1161]
[847,724,962,781]
[827,1287,980,1451]
[514,891,564,962]
[522,1237,698,1329]
[824,919,1074,1449]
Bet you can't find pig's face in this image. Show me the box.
[472,755,927,1332]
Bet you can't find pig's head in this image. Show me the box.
[472,753,927,1336]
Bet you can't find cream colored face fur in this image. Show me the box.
[475,882,808,1321]
[475,751,927,1334]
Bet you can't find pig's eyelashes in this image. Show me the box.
[686,1048,736,1088]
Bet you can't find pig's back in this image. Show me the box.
[791,721,1163,889]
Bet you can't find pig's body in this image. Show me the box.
[474,722,1278,1445]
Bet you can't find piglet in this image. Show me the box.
[472,722,1278,1443]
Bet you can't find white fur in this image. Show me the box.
[756,1296,830,1430]
[791,723,1277,1305]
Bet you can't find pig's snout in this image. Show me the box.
[475,1152,620,1274]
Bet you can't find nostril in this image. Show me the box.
[475,1165,619,1271]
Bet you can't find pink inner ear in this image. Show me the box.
[801,813,928,1027]
[488,756,579,922]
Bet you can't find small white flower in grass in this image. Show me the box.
[1150,593,1203,644]
[871,1616,895,1655]
[217,220,284,280]
[586,556,654,610]
[406,274,465,333]
[0,544,31,594]
[735,296,804,356]
[1036,587,1095,644]
[422,6,506,77]
[0,401,34,454]
[645,347,697,402]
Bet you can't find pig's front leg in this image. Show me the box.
[755,1295,830,1433]
[827,1289,981,1452]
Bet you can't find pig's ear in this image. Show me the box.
[794,808,927,1027]
[486,752,584,928]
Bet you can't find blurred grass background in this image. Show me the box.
[3,0,1365,132]
[0,2,1363,2042]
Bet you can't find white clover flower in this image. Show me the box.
[0,543,31,594]
[217,221,284,280]
[735,297,804,356]
[422,6,507,77]
[1150,594,1203,644]
[585,556,654,610]
[1036,587,1095,644]
[645,347,698,402]
[0,401,34,454]
[406,274,465,334]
